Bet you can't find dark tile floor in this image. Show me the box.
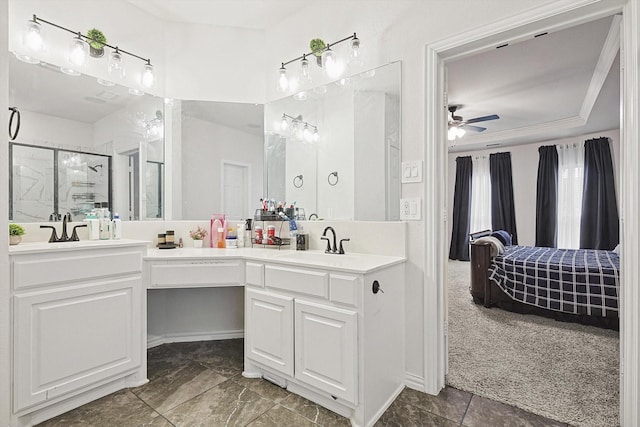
[38,339,570,426]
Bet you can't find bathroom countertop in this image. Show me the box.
[145,247,405,274]
[9,239,150,255]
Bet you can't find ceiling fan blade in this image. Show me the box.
[462,124,486,132]
[465,114,500,124]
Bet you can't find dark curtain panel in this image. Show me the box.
[580,137,619,250]
[490,152,518,244]
[535,145,558,247]
[449,156,473,261]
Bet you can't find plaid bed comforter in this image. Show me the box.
[488,246,620,317]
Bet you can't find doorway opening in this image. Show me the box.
[423,1,636,425]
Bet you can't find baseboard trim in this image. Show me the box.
[405,372,425,392]
[147,329,244,349]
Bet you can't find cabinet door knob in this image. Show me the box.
[372,280,384,294]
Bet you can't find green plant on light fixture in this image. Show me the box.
[87,28,107,57]
[310,38,326,66]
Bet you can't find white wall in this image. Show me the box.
[181,117,263,220]
[447,129,620,247]
[13,111,93,149]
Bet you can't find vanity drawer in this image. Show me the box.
[330,274,360,307]
[12,250,142,290]
[246,262,264,287]
[149,261,243,288]
[265,265,328,298]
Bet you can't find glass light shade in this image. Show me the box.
[277,66,289,92]
[457,127,466,138]
[68,35,88,68]
[303,125,313,143]
[299,56,312,86]
[448,127,456,141]
[24,19,44,53]
[108,50,125,80]
[293,91,307,101]
[322,47,344,79]
[141,63,155,88]
[313,128,320,142]
[348,37,363,66]
[280,116,288,131]
[290,120,300,138]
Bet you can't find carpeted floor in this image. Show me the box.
[446,260,620,427]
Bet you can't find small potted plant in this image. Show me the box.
[9,223,25,245]
[87,28,107,58]
[189,226,208,248]
[310,38,326,66]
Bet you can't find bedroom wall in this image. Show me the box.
[447,128,621,247]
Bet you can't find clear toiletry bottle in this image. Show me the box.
[99,209,111,240]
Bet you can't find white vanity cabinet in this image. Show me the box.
[10,242,147,425]
[244,258,405,427]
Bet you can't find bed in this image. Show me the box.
[469,238,620,330]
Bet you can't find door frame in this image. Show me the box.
[424,0,638,425]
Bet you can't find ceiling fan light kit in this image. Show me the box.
[447,104,500,140]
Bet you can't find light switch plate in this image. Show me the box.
[401,161,423,183]
[400,197,421,220]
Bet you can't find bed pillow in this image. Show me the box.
[491,230,512,246]
[475,236,505,257]
[613,244,620,254]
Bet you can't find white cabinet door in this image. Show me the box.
[14,276,142,412]
[245,288,294,376]
[294,300,358,404]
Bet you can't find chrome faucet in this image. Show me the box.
[321,226,350,254]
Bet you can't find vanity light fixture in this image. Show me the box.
[280,113,319,143]
[16,14,154,88]
[277,33,361,93]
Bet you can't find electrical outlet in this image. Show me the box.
[400,197,421,220]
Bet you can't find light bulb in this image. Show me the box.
[457,127,466,138]
[299,55,312,86]
[448,127,456,141]
[349,35,363,67]
[141,62,155,88]
[322,46,344,79]
[277,65,289,92]
[280,115,288,131]
[24,18,44,53]
[303,125,313,143]
[108,48,125,80]
[68,33,88,68]
[313,128,320,142]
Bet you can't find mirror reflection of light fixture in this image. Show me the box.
[277,33,361,92]
[60,32,88,76]
[280,113,319,143]
[17,14,153,89]
[145,110,164,139]
[15,15,45,64]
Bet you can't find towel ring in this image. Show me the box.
[8,107,20,141]
[328,171,338,186]
[293,174,304,188]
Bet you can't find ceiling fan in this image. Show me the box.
[447,105,499,140]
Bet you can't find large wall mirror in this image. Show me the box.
[9,54,164,222]
[264,61,401,221]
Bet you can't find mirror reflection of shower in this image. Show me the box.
[88,164,103,173]
[145,110,164,139]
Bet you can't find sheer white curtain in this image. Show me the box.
[470,155,492,234]
[557,142,584,249]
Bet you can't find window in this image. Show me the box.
[470,155,492,234]
[556,143,584,249]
